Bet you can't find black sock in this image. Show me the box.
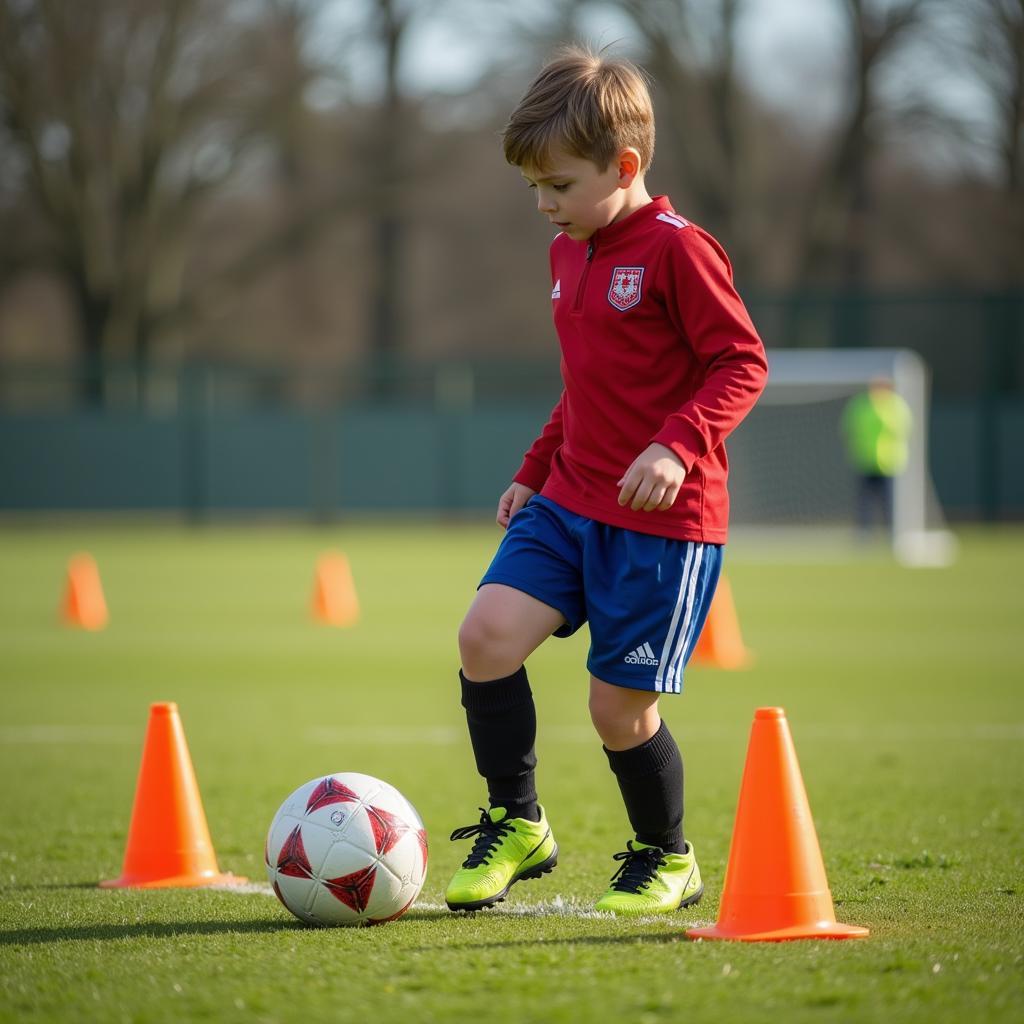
[604,720,685,854]
[460,666,540,822]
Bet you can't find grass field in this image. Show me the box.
[1,522,1022,1023]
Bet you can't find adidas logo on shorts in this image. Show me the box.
[624,642,659,666]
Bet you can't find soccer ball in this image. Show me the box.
[265,772,427,926]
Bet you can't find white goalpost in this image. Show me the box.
[726,348,957,567]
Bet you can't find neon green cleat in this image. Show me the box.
[445,806,558,911]
[594,840,703,915]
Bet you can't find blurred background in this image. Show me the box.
[0,0,1020,527]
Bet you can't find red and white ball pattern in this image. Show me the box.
[265,772,427,926]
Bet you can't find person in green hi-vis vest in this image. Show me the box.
[841,377,913,537]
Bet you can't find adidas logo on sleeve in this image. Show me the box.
[624,642,659,666]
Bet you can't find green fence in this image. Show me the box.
[1,286,1022,520]
[0,405,548,517]
[1,398,1022,521]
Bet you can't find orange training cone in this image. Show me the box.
[311,551,360,627]
[61,553,108,630]
[101,702,246,888]
[687,707,868,942]
[689,574,751,669]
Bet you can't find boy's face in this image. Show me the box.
[520,148,634,241]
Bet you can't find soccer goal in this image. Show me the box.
[726,348,957,567]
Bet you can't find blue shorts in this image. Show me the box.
[480,495,723,693]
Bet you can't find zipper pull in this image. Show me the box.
[586,241,595,262]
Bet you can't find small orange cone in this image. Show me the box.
[688,707,868,942]
[689,575,751,669]
[61,553,108,630]
[100,702,245,888]
[311,551,360,627]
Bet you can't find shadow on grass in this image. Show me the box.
[0,919,303,945]
[6,882,111,891]
[0,909,455,946]
[410,932,689,953]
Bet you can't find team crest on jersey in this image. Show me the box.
[608,266,644,311]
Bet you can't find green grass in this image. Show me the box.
[1,522,1022,1023]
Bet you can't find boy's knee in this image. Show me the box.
[589,685,660,748]
[458,613,491,663]
[458,612,516,679]
[589,687,625,737]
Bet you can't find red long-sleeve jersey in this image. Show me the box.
[513,196,768,543]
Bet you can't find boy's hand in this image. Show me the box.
[617,443,686,511]
[497,482,536,529]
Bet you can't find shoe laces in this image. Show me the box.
[449,808,515,869]
[607,841,666,894]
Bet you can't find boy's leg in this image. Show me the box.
[446,583,565,911]
[448,494,588,911]
[583,534,723,914]
[590,677,701,913]
[458,583,566,821]
[589,678,684,854]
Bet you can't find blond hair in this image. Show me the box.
[502,46,655,173]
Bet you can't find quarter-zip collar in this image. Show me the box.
[569,197,672,315]
[584,195,672,250]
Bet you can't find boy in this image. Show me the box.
[445,47,768,915]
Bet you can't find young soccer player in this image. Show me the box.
[445,47,768,914]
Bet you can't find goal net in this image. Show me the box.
[726,348,956,567]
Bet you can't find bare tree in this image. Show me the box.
[357,0,452,394]
[950,0,1024,283]
[964,0,1024,195]
[952,0,1024,418]
[797,0,936,286]
[0,1,255,400]
[615,0,748,263]
[366,0,410,393]
[0,0,359,403]
[244,0,329,339]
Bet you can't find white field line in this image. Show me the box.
[4,722,1023,746]
[304,723,1024,745]
[211,883,648,921]
[307,725,464,746]
[0,725,137,744]
[210,881,278,895]
[415,896,618,920]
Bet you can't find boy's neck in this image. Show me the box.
[608,180,654,228]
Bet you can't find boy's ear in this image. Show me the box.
[616,148,642,188]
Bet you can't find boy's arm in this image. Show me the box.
[651,230,768,470]
[512,392,565,492]
[512,239,568,493]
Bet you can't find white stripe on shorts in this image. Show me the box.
[664,544,705,693]
[654,544,698,693]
